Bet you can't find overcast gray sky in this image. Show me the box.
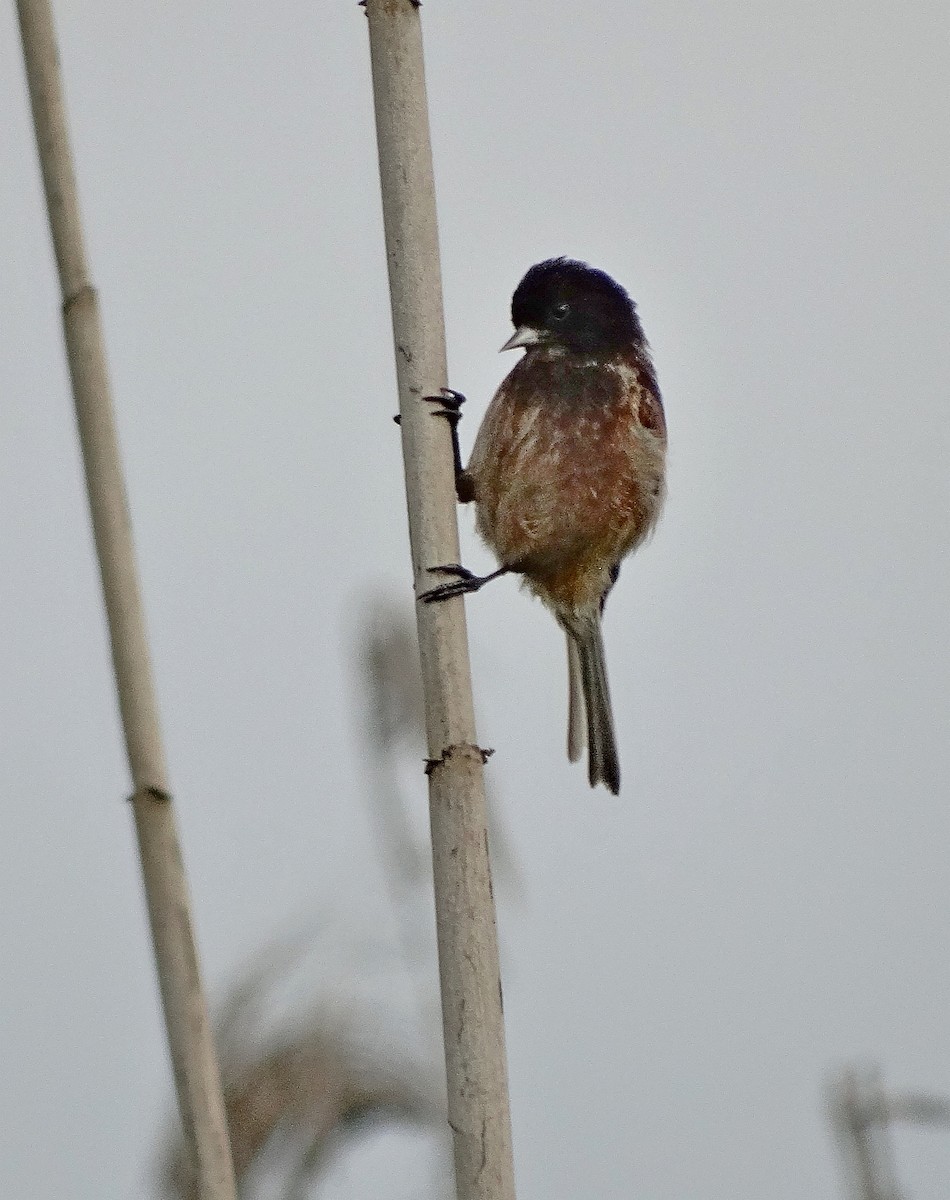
[2,2,949,1197]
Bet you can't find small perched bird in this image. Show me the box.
[422,258,666,794]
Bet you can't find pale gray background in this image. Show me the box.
[2,2,949,1197]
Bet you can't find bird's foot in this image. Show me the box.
[423,388,466,428]
[419,562,507,603]
[394,390,466,427]
[424,389,470,501]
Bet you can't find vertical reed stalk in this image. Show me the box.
[16,4,236,1195]
[363,3,517,1199]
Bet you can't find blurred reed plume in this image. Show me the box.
[161,935,448,1200]
[828,1063,950,1200]
[161,601,518,1198]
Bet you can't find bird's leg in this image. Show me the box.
[419,563,510,603]
[423,389,474,503]
[417,388,488,600]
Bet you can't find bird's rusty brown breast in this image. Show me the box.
[468,348,666,613]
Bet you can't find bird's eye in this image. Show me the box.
[551,302,570,321]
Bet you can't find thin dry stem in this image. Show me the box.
[363,3,517,1200]
[15,3,235,1195]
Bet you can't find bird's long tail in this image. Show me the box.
[566,634,585,764]
[562,613,620,794]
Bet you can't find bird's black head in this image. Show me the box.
[504,257,645,356]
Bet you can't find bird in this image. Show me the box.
[421,257,666,794]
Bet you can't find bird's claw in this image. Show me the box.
[418,562,510,603]
[395,390,465,427]
[419,563,478,603]
[423,388,466,426]
[427,563,475,580]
